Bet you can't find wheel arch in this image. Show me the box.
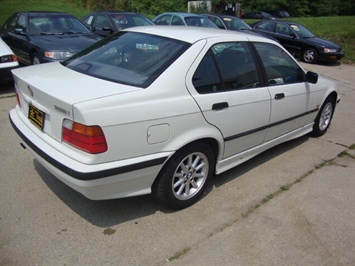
[153,137,220,186]
[29,48,40,63]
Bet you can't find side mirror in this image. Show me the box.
[102,27,114,33]
[289,32,297,39]
[305,71,318,84]
[14,28,25,35]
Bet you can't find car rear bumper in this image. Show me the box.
[0,65,18,81]
[9,107,171,200]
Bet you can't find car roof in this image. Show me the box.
[16,11,72,16]
[86,11,140,15]
[157,12,207,18]
[205,14,241,20]
[124,25,273,44]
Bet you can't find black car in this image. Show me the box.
[81,12,154,37]
[250,20,344,63]
[0,12,102,65]
[242,11,276,20]
[204,14,279,42]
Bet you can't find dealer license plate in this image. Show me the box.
[28,103,45,130]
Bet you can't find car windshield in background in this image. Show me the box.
[224,17,251,30]
[29,15,90,35]
[290,24,314,38]
[108,14,153,30]
[185,17,217,28]
[62,32,190,88]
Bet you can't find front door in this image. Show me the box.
[253,42,318,141]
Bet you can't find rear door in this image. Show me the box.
[186,40,271,159]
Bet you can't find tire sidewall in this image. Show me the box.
[303,47,318,64]
[311,96,335,137]
[152,142,215,210]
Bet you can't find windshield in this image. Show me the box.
[62,32,190,88]
[290,24,314,38]
[29,15,90,35]
[223,17,252,30]
[185,17,218,28]
[108,14,153,30]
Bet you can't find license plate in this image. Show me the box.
[28,103,45,130]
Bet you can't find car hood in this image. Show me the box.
[304,36,341,49]
[30,34,102,52]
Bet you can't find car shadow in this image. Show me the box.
[0,81,15,94]
[35,135,309,228]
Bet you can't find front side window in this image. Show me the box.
[276,23,292,36]
[254,42,304,85]
[93,15,111,29]
[5,14,19,30]
[171,16,184,26]
[17,14,27,32]
[62,32,190,88]
[155,15,171,25]
[193,42,260,93]
[256,21,275,32]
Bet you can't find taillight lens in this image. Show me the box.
[62,119,107,154]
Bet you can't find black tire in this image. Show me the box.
[31,52,41,65]
[152,142,215,210]
[302,47,318,64]
[311,96,335,137]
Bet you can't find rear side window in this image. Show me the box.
[193,42,261,94]
[253,42,305,85]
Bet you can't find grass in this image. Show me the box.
[0,0,354,64]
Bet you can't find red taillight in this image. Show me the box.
[62,120,107,154]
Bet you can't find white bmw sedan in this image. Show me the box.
[9,26,339,209]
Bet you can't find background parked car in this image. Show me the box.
[0,37,18,83]
[0,11,102,65]
[242,11,276,20]
[81,11,154,37]
[250,20,344,63]
[152,12,218,28]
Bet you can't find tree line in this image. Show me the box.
[79,0,355,17]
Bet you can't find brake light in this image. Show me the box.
[62,120,107,154]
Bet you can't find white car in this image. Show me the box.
[9,26,339,209]
[0,37,19,82]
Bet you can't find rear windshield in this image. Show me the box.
[62,32,190,88]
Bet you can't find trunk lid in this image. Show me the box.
[12,62,140,141]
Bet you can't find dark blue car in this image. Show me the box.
[250,20,344,64]
[0,11,102,65]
